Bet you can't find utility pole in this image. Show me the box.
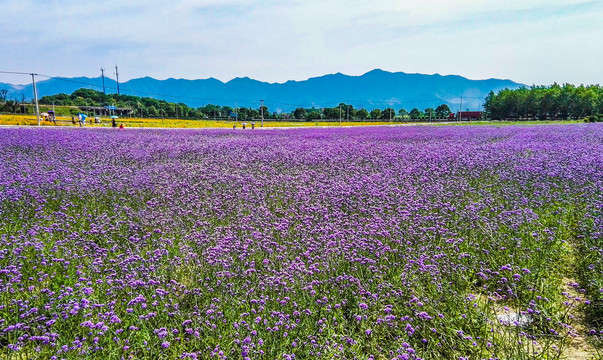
[339,104,342,125]
[458,96,463,121]
[101,67,106,94]
[260,99,264,127]
[115,65,120,95]
[31,73,40,126]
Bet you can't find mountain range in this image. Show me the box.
[0,69,523,112]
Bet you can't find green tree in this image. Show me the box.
[370,109,381,119]
[306,110,322,121]
[381,108,395,120]
[237,107,253,120]
[409,108,423,120]
[147,105,159,117]
[357,109,369,120]
[293,107,307,120]
[323,107,339,119]
[424,108,435,120]
[481,83,603,120]
[435,104,451,119]
[339,104,354,120]
[73,96,88,106]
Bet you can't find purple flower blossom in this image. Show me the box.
[0,125,601,359]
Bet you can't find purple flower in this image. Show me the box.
[0,125,601,359]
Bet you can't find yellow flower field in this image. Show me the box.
[0,114,393,128]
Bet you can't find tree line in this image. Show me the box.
[290,104,452,121]
[6,85,603,122]
[484,84,603,120]
[14,88,455,121]
[36,89,273,120]
[0,89,29,114]
[38,89,201,119]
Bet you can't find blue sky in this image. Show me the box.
[1,0,602,85]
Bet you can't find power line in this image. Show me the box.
[0,70,35,75]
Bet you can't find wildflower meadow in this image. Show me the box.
[0,124,601,359]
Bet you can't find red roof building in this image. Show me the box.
[449,111,483,120]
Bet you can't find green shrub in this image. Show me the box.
[584,114,603,122]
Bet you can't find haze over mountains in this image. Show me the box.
[0,69,523,112]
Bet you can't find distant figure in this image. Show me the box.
[242,122,247,130]
[112,118,117,128]
[251,122,255,130]
[233,124,236,130]
[71,116,76,125]
[77,113,87,127]
[119,124,124,130]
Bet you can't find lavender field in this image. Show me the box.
[1,125,602,360]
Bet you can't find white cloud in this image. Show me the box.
[0,0,601,85]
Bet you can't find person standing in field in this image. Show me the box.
[49,111,57,125]
[112,117,117,128]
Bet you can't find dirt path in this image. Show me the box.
[561,279,599,360]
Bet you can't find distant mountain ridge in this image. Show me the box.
[0,69,523,112]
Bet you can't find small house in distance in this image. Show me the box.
[449,111,483,121]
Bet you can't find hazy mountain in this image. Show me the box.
[0,69,523,112]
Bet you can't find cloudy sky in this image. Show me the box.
[1,0,602,85]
